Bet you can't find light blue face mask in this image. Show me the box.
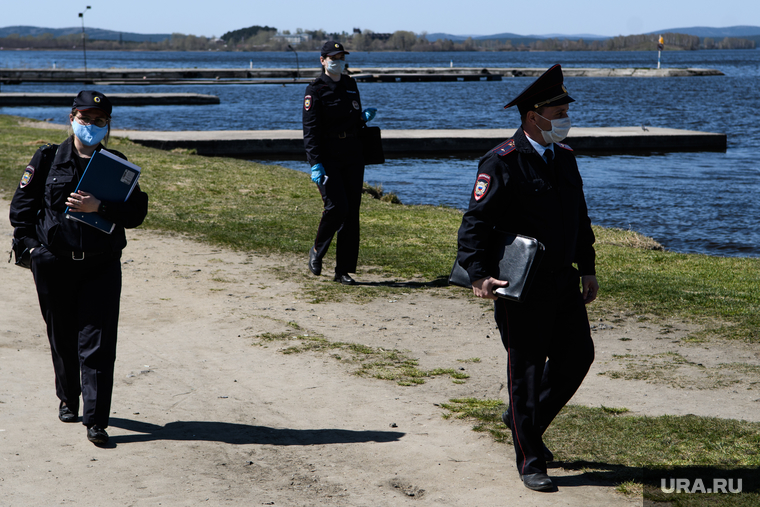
[326,59,346,75]
[71,120,108,146]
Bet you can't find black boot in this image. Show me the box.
[501,409,554,462]
[308,247,322,276]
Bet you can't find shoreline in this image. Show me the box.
[1,66,724,84]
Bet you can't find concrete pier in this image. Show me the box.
[0,92,220,106]
[0,67,724,84]
[112,127,726,158]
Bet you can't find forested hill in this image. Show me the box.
[0,25,172,42]
[0,24,757,52]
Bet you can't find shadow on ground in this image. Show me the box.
[354,276,451,288]
[108,417,406,446]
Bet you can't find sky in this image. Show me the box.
[2,0,759,38]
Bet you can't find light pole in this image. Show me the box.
[287,44,299,82]
[78,6,91,82]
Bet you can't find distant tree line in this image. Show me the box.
[0,28,755,52]
[0,32,223,51]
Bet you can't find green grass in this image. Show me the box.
[592,235,760,341]
[441,399,760,505]
[2,114,760,341]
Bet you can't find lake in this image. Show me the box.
[1,49,759,257]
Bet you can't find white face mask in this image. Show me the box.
[325,58,346,75]
[535,113,571,144]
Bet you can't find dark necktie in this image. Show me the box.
[545,149,554,167]
[545,149,557,185]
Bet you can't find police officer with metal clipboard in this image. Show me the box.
[457,65,599,492]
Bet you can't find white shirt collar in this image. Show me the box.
[524,131,555,162]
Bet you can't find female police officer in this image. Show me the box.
[303,41,376,285]
[9,90,148,446]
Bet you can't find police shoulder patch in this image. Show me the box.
[304,95,312,111]
[492,139,516,157]
[473,173,492,201]
[556,142,573,151]
[20,165,35,188]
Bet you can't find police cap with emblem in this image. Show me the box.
[321,40,349,57]
[72,90,112,116]
[504,64,574,117]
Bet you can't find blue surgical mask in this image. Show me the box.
[71,120,108,146]
[326,59,346,75]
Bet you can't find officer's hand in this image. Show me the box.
[310,163,326,184]
[362,108,377,122]
[66,190,101,213]
[581,275,599,304]
[472,276,509,300]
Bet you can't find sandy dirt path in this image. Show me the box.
[2,200,758,507]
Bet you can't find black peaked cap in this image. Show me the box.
[321,40,349,57]
[504,64,574,115]
[72,90,113,116]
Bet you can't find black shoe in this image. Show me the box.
[308,247,322,276]
[520,472,554,492]
[58,402,78,423]
[334,273,356,285]
[87,425,109,446]
[501,410,554,462]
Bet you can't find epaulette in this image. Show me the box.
[491,139,516,157]
[39,142,59,162]
[556,142,573,151]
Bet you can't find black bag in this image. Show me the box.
[359,126,385,165]
[9,238,31,269]
[450,231,544,303]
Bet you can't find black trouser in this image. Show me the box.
[314,140,365,275]
[494,268,594,476]
[31,246,122,429]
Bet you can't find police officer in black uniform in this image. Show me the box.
[456,65,599,491]
[9,90,148,446]
[303,41,376,285]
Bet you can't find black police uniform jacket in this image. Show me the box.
[457,128,595,284]
[302,72,363,167]
[9,137,149,255]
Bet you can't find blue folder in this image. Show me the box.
[65,149,141,234]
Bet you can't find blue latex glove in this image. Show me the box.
[311,163,326,183]
[362,108,377,122]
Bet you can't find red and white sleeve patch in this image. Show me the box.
[19,165,35,188]
[304,95,312,111]
[473,173,491,201]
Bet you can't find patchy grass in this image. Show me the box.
[251,330,469,386]
[598,353,760,390]
[440,399,760,505]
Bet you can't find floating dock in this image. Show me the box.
[0,92,220,106]
[0,67,724,84]
[112,127,726,157]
